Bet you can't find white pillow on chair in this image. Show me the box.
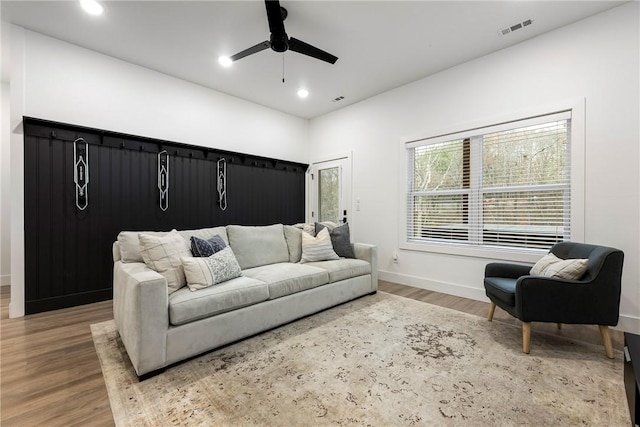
[530,252,588,280]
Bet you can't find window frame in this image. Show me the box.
[398,100,585,263]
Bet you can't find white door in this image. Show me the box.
[309,157,351,224]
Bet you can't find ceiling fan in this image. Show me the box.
[224,0,338,65]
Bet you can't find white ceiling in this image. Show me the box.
[1,1,625,119]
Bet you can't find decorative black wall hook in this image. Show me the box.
[217,158,227,211]
[73,138,89,210]
[158,150,169,211]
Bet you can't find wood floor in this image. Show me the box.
[0,286,114,427]
[1,281,624,426]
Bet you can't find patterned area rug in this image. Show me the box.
[91,292,629,426]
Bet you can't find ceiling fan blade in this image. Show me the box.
[229,41,271,62]
[289,37,338,64]
[265,0,286,35]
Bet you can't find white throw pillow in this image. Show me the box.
[117,230,169,263]
[530,253,559,276]
[300,228,340,263]
[182,246,242,291]
[139,229,192,294]
[293,222,317,236]
[530,252,588,280]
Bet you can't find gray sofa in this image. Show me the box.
[112,223,378,376]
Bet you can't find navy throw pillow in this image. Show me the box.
[190,235,227,257]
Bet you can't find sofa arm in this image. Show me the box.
[485,262,532,279]
[353,243,378,292]
[516,276,618,325]
[112,241,121,262]
[113,261,169,376]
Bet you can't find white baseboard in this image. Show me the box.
[0,274,9,287]
[378,270,640,335]
[378,270,488,302]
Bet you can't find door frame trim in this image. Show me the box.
[307,151,353,225]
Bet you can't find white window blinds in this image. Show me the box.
[406,111,571,250]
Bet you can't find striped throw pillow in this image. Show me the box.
[300,228,340,263]
[530,252,588,280]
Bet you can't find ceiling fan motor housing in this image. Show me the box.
[270,33,289,52]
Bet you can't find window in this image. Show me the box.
[318,166,340,222]
[406,111,572,251]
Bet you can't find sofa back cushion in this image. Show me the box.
[115,227,228,263]
[227,224,289,269]
[283,225,303,263]
[178,227,228,245]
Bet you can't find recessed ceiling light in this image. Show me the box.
[297,89,309,98]
[218,56,233,67]
[80,0,104,16]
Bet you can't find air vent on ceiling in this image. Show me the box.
[498,18,534,37]
[332,96,345,102]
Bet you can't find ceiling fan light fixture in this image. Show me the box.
[297,89,309,98]
[80,0,104,16]
[218,56,233,67]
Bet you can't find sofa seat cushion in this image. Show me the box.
[169,276,269,326]
[242,263,329,300]
[304,259,371,283]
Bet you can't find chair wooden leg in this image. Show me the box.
[522,322,531,354]
[598,325,614,359]
[487,302,496,321]
[556,323,562,330]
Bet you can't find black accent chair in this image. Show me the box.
[484,242,624,358]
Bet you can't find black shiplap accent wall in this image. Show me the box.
[23,117,307,314]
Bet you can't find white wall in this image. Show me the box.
[1,16,11,287]
[8,24,25,316]
[1,81,9,287]
[309,3,640,333]
[22,30,309,163]
[8,28,309,317]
